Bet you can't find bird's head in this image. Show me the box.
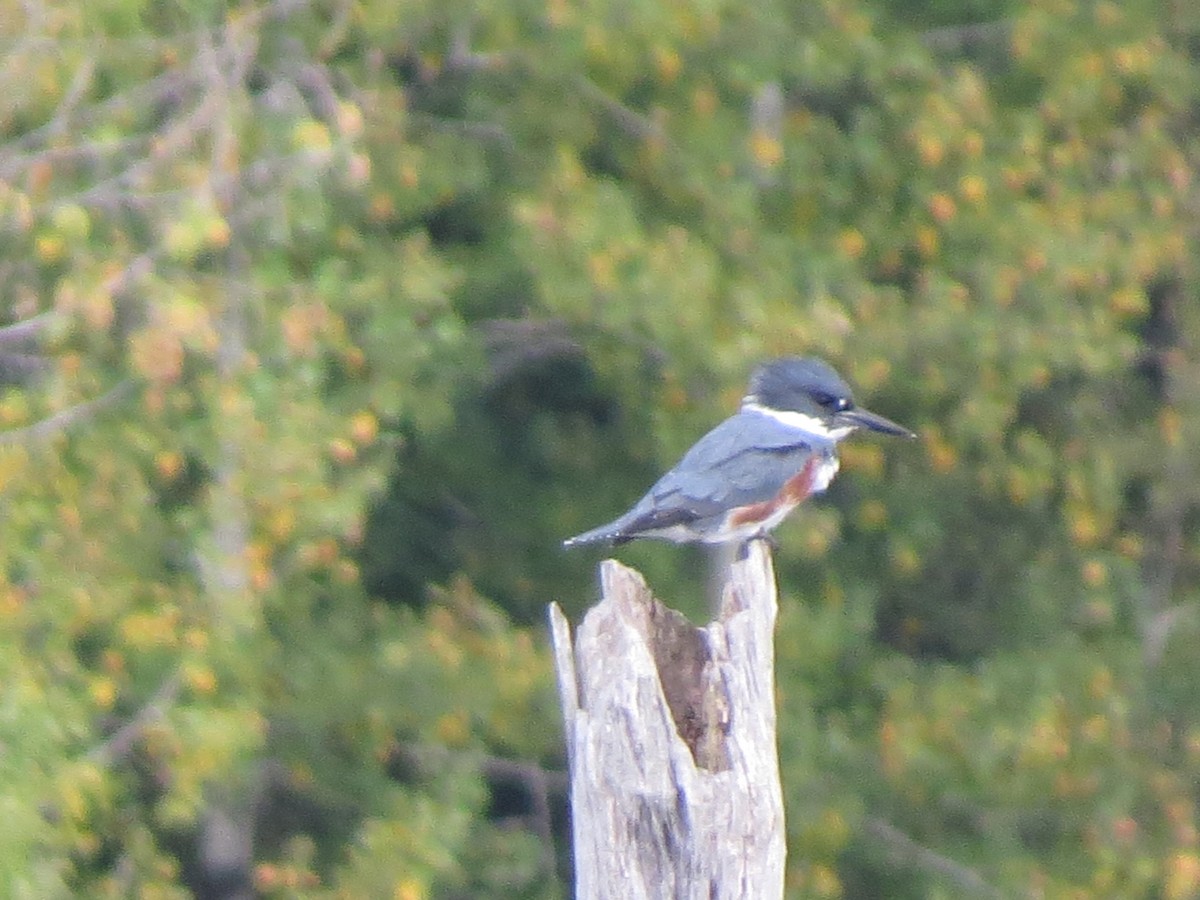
[743,356,915,441]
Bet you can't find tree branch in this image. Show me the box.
[0,68,188,159]
[919,21,1012,56]
[86,669,183,767]
[0,379,137,447]
[0,312,54,348]
[862,816,1004,900]
[479,317,584,386]
[385,741,565,878]
[574,76,664,142]
[44,57,97,143]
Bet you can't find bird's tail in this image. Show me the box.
[562,519,626,549]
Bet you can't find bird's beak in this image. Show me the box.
[838,407,915,438]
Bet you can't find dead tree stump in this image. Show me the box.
[548,540,785,899]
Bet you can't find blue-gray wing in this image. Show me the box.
[637,413,817,519]
[563,411,820,546]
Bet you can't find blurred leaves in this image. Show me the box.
[1,0,1200,897]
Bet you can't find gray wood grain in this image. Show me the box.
[549,540,785,899]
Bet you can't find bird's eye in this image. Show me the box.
[814,392,851,411]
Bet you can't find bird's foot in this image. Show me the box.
[737,532,777,560]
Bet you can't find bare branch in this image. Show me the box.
[0,68,188,159]
[574,76,664,142]
[86,669,183,767]
[260,0,314,22]
[1143,602,1193,667]
[1,0,309,163]
[920,21,1012,56]
[392,740,566,875]
[45,57,97,142]
[441,22,510,76]
[479,754,561,872]
[0,352,50,381]
[478,753,568,795]
[405,110,516,152]
[290,60,343,126]
[0,134,154,183]
[0,379,137,447]
[479,317,584,385]
[863,816,1005,900]
[32,97,212,217]
[0,312,54,348]
[316,0,355,59]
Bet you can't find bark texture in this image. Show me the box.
[549,540,785,900]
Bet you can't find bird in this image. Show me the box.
[563,356,913,549]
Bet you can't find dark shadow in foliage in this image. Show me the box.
[1136,276,1183,399]
[873,360,1158,664]
[359,344,659,622]
[872,483,1066,663]
[876,0,1019,33]
[358,432,467,608]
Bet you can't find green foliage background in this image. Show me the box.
[3,0,1200,896]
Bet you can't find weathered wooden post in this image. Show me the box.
[548,540,785,899]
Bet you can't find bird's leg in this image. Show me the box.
[737,531,777,560]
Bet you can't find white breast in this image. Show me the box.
[810,453,840,493]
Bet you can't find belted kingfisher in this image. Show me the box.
[563,356,913,548]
